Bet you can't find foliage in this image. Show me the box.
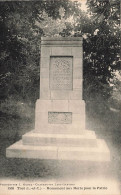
[0,1,80,103]
[83,0,120,100]
[110,71,121,107]
[0,96,34,119]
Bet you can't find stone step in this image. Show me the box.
[6,139,110,161]
[22,131,97,147]
[34,125,95,135]
[26,129,96,136]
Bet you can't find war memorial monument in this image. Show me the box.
[6,37,110,162]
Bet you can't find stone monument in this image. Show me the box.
[6,37,110,161]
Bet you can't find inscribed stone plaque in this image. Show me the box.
[48,112,72,124]
[50,57,73,90]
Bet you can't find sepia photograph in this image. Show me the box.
[0,0,120,194]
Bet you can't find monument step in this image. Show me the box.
[6,139,110,161]
[22,131,97,147]
[24,130,96,137]
[34,126,95,135]
[29,129,96,136]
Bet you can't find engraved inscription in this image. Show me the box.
[50,57,73,90]
[48,112,72,124]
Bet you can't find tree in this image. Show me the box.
[83,0,120,100]
[0,0,120,105]
[0,0,83,103]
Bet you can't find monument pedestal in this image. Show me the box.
[6,37,110,162]
[6,131,110,161]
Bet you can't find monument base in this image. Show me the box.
[6,130,110,161]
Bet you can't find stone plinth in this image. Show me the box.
[6,37,110,162]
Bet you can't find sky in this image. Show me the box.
[71,0,88,12]
[80,0,88,11]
